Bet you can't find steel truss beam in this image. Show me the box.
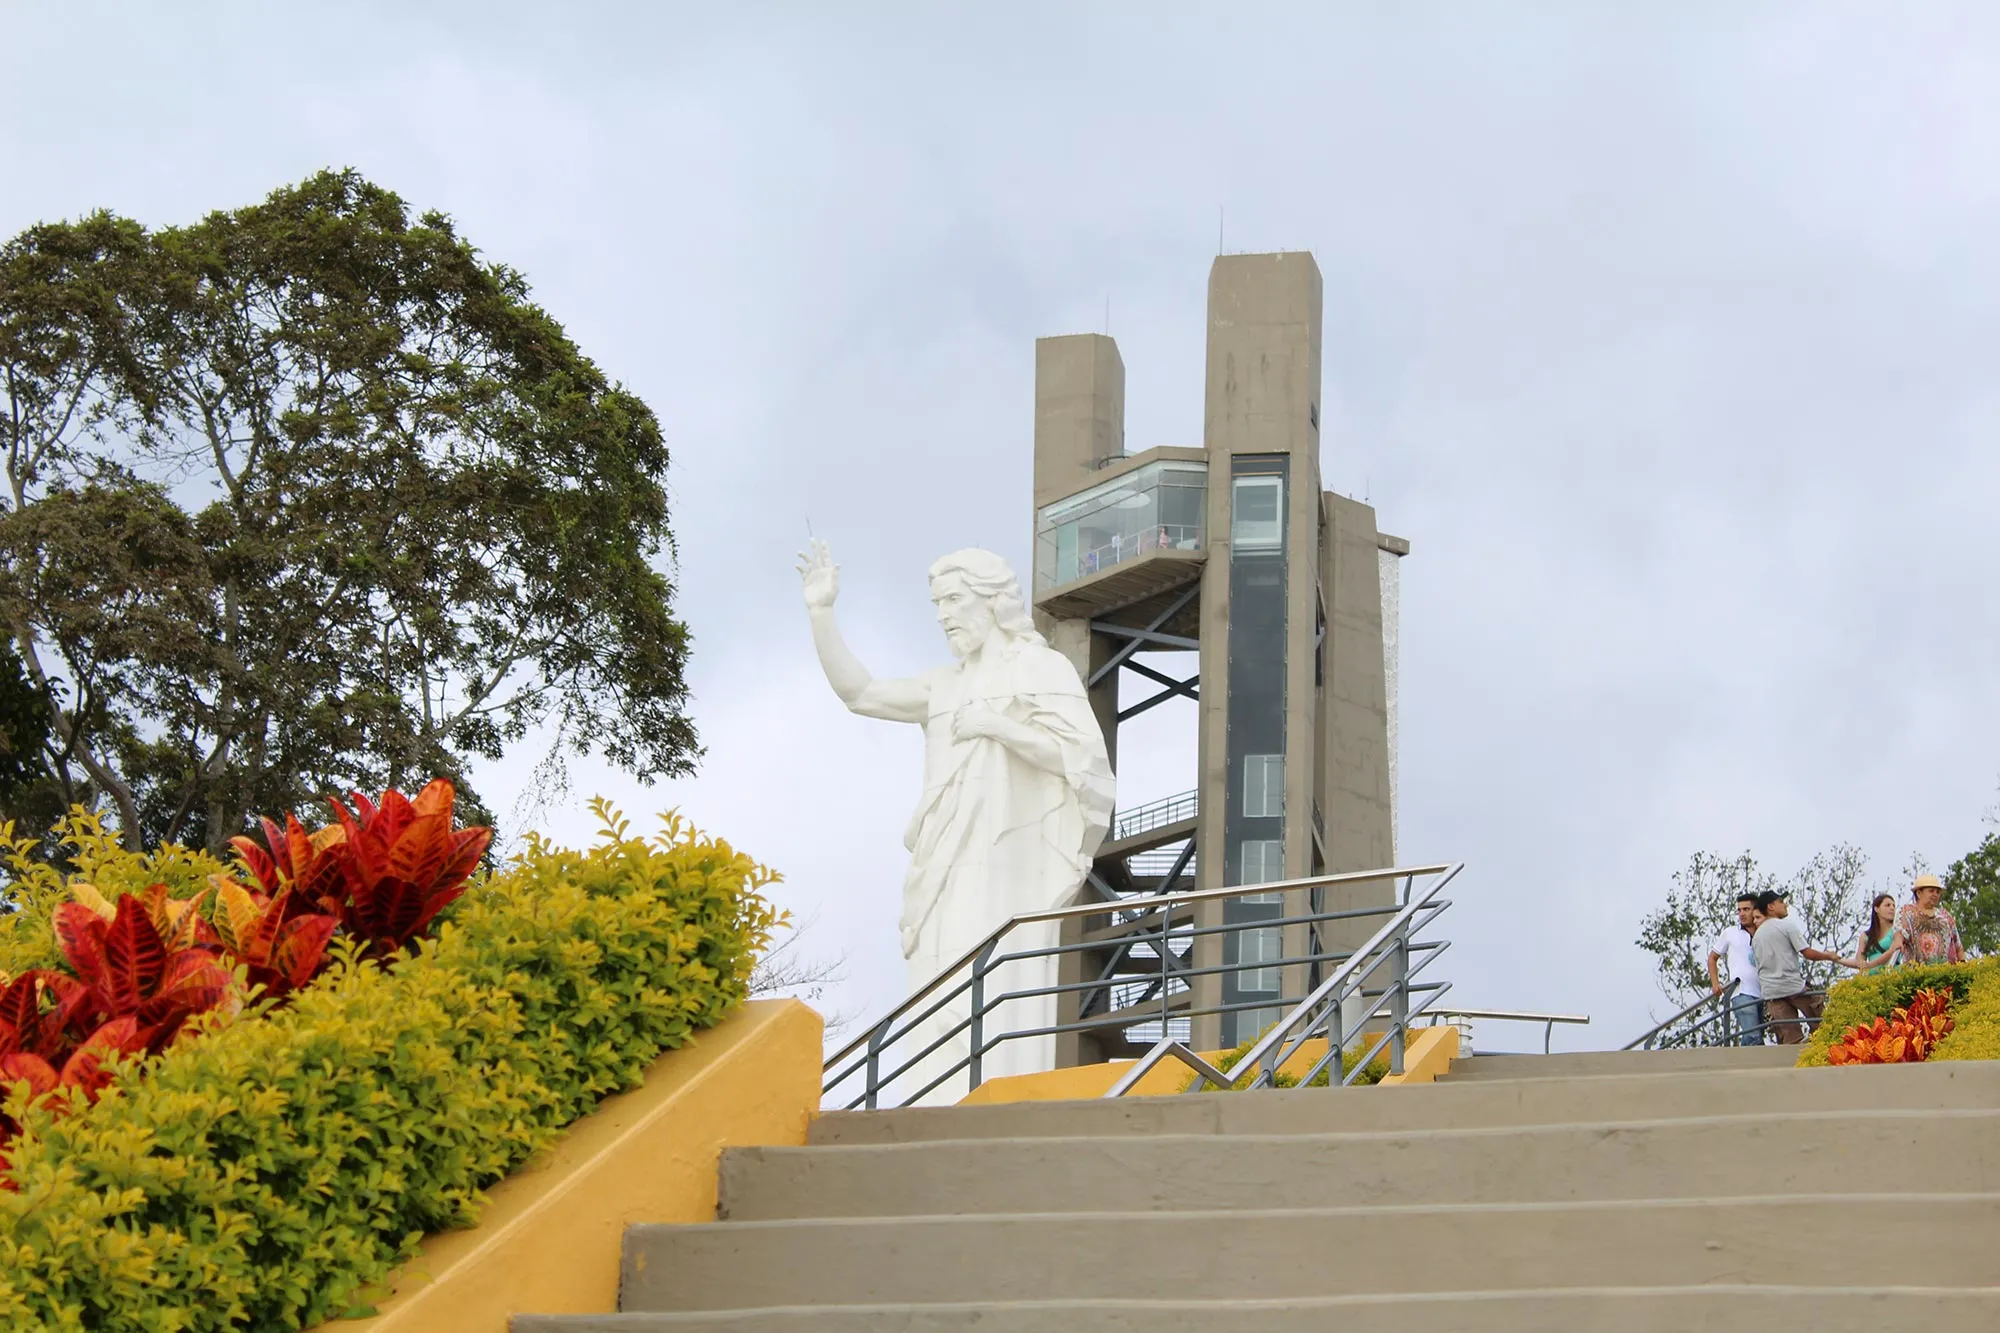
[1086,585,1200,687]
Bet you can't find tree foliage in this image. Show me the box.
[1944,830,2000,958]
[1635,845,1872,1010]
[0,170,696,852]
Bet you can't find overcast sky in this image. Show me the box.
[7,2,1998,1050]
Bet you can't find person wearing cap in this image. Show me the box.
[1751,889,1854,1044]
[1895,875,1965,967]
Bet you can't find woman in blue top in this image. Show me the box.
[1843,893,1903,974]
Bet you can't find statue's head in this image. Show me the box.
[927,549,1044,660]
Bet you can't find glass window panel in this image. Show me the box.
[1240,838,1284,885]
[1240,927,1282,994]
[1243,754,1284,819]
[1231,475,1284,550]
[1032,460,1209,591]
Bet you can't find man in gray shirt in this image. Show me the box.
[1752,889,1848,1044]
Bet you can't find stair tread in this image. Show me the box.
[683,1189,2000,1230]
[517,1285,2000,1330]
[811,1060,2000,1144]
[618,1192,2000,1311]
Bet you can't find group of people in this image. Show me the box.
[1706,874,1968,1045]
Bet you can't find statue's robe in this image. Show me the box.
[891,636,1113,1105]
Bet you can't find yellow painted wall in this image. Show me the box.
[964,1025,1459,1103]
[1377,1024,1459,1085]
[329,998,822,1333]
[963,1035,1398,1104]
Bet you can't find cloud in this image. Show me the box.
[8,1,1998,1050]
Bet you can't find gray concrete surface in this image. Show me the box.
[810,1057,1999,1143]
[1437,1047,1797,1080]
[515,1288,2000,1333]
[722,1107,1997,1219]
[512,1046,2000,1330]
[618,1195,1998,1311]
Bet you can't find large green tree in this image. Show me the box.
[0,170,696,853]
[1943,829,2000,956]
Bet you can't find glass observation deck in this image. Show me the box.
[1032,460,1207,614]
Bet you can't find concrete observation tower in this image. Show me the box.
[1031,251,1408,1060]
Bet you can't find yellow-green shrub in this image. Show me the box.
[1796,958,1998,1068]
[1180,1028,1389,1092]
[0,806,780,1332]
[0,811,228,978]
[1930,961,2000,1064]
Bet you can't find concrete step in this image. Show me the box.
[616,1194,1998,1312]
[721,1107,1997,1219]
[810,1058,1998,1145]
[1437,1047,1797,1080]
[515,1288,2000,1333]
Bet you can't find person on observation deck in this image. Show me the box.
[1842,893,1904,975]
[1895,875,1965,967]
[1751,889,1857,1045]
[1706,892,1766,1045]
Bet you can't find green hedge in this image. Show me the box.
[1796,958,1998,1068]
[1179,1029,1389,1092]
[1930,960,2000,1064]
[0,809,779,1332]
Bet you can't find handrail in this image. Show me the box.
[1421,1007,1590,1056]
[1104,863,1462,1097]
[1623,981,1829,1050]
[822,861,1451,1072]
[1112,789,1199,841]
[1424,1007,1590,1024]
[1623,981,1738,1051]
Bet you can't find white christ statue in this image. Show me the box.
[798,540,1114,1103]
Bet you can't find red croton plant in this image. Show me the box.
[0,779,490,1172]
[1826,987,1956,1066]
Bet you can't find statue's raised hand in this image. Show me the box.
[797,538,840,611]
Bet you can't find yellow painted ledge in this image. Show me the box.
[963,1025,1459,1104]
[1377,1023,1458,1085]
[327,998,823,1333]
[962,1036,1351,1103]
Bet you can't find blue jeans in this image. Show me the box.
[1730,992,1765,1046]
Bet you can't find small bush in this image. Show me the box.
[0,804,779,1332]
[1181,1028,1389,1092]
[1929,963,2000,1065]
[0,812,227,978]
[1797,958,1999,1068]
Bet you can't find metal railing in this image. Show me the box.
[1112,789,1199,841]
[1623,980,1828,1050]
[822,862,1460,1111]
[1418,1007,1590,1056]
[1104,864,1462,1097]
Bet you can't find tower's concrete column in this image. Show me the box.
[1033,334,1126,507]
[1033,334,1128,1064]
[1194,252,1324,1049]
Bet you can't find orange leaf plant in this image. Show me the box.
[0,778,490,1179]
[1826,987,1956,1066]
[228,777,492,959]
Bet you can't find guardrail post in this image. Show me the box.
[1324,987,1345,1089]
[967,939,998,1093]
[1389,932,1410,1076]
[864,1025,885,1110]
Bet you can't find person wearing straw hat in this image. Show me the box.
[1895,874,1966,967]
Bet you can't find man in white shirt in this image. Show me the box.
[1706,892,1765,1045]
[1752,890,1848,1045]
